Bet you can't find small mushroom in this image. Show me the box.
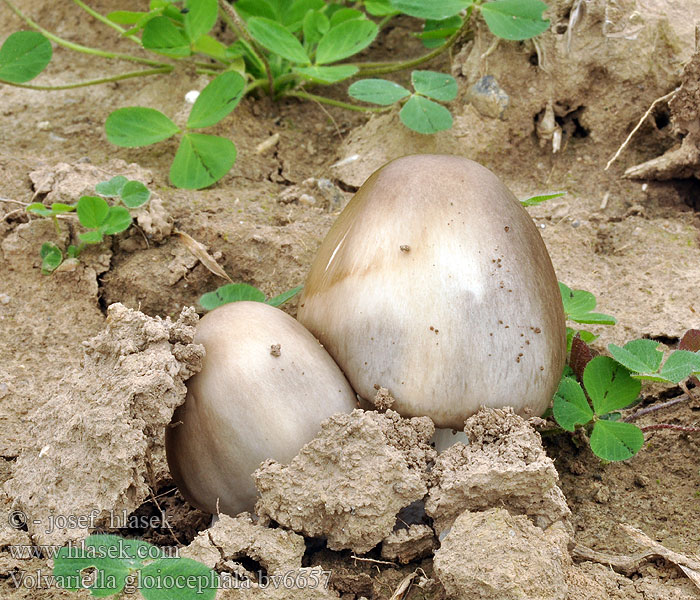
[298,155,566,429]
[166,301,357,515]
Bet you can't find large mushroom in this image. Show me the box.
[166,301,357,515]
[298,154,566,429]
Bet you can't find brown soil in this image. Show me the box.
[2,0,700,599]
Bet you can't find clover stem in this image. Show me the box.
[377,14,394,29]
[536,425,566,438]
[51,215,61,236]
[3,0,170,68]
[283,90,388,113]
[196,67,223,77]
[244,78,269,95]
[193,61,225,70]
[274,73,299,86]
[71,0,141,44]
[217,0,246,40]
[679,380,697,401]
[353,7,473,76]
[217,0,275,96]
[0,67,173,90]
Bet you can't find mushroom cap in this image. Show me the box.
[297,154,566,429]
[165,301,357,515]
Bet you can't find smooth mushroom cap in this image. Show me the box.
[297,154,566,429]
[166,301,357,515]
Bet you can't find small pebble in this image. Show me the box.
[299,194,316,206]
[255,133,280,155]
[331,154,359,168]
[316,178,344,210]
[54,258,79,272]
[634,474,650,487]
[593,483,611,504]
[466,75,510,119]
[185,90,200,104]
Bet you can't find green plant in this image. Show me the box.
[53,534,217,599]
[105,71,244,189]
[348,70,457,133]
[551,284,700,462]
[559,282,616,350]
[608,338,700,384]
[347,0,549,128]
[26,202,76,236]
[199,282,302,310]
[520,191,565,207]
[554,356,644,462]
[1,0,551,188]
[27,176,151,273]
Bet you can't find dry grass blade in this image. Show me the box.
[389,570,420,600]
[174,230,232,282]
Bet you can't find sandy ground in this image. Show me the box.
[1,0,700,598]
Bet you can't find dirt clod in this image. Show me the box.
[433,508,571,600]
[4,303,203,545]
[371,385,394,410]
[426,408,569,534]
[254,409,435,553]
[28,160,153,204]
[131,196,173,242]
[182,513,305,574]
[380,524,436,564]
[278,177,350,211]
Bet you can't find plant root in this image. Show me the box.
[605,88,680,171]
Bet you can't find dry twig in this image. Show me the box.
[0,196,29,205]
[350,555,398,567]
[573,525,700,590]
[624,394,689,422]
